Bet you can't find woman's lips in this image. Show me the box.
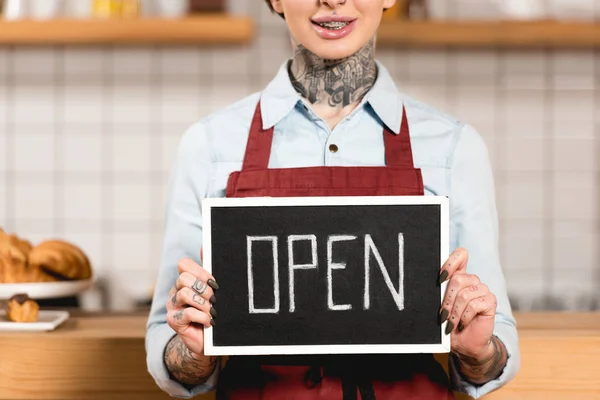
[311,20,357,40]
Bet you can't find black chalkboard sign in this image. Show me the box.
[202,196,450,356]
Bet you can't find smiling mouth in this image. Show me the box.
[313,21,351,30]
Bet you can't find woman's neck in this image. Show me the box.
[288,38,377,126]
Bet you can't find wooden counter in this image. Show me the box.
[0,312,599,400]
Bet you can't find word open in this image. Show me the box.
[246,234,405,314]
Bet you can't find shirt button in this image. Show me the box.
[329,144,339,153]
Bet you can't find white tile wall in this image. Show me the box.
[61,128,104,172]
[0,4,598,311]
[13,183,56,221]
[62,183,103,221]
[552,172,597,220]
[63,48,107,78]
[13,128,55,172]
[502,172,546,219]
[63,83,105,124]
[14,83,56,124]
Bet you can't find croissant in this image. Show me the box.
[0,230,30,283]
[28,240,92,281]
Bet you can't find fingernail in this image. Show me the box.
[439,308,449,324]
[438,270,449,284]
[445,320,454,335]
[457,322,464,332]
[210,295,217,304]
[210,307,217,318]
[210,318,216,326]
[207,279,219,290]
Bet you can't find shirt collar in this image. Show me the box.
[260,59,403,134]
[364,61,403,134]
[259,60,302,130]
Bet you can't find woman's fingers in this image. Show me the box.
[455,292,498,332]
[165,254,220,334]
[440,273,481,325]
[167,306,213,330]
[177,258,219,291]
[171,287,217,319]
[176,271,216,304]
[439,248,469,284]
[447,283,490,332]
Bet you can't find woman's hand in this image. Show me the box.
[166,249,218,356]
[438,248,508,384]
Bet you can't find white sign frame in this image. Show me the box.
[202,195,450,356]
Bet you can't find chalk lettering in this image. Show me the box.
[247,233,405,314]
[288,235,318,312]
[327,235,357,311]
[247,236,280,314]
[364,233,404,311]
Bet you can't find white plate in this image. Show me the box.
[0,310,70,331]
[0,280,94,300]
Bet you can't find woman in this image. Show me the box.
[146,0,520,399]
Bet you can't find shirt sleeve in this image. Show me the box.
[446,124,521,399]
[145,122,221,398]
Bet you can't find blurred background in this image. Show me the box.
[0,0,598,313]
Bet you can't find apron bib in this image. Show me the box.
[218,100,453,400]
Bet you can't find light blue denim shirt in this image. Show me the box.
[146,59,520,399]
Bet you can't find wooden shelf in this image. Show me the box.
[377,20,600,48]
[1,17,595,48]
[0,15,254,45]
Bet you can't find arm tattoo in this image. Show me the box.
[454,336,508,385]
[164,335,219,386]
[192,279,208,295]
[289,38,377,108]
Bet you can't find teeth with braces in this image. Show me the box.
[317,21,349,30]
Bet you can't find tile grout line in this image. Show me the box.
[1,49,8,229]
[101,46,114,309]
[595,47,600,310]
[543,49,555,310]
[151,45,162,269]
[5,46,15,232]
[495,47,510,308]
[54,46,65,236]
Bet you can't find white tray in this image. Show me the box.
[0,310,70,332]
[0,279,94,300]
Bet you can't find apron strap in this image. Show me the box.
[384,105,416,168]
[242,99,274,171]
[242,100,416,171]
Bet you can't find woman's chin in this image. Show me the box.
[306,41,363,61]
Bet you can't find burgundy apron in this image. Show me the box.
[218,100,454,400]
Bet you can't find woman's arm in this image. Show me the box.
[454,334,508,385]
[446,124,521,398]
[164,335,218,386]
[146,122,221,397]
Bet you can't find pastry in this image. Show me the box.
[0,230,33,258]
[22,265,59,283]
[28,240,92,281]
[0,233,29,284]
[5,293,39,322]
[0,255,10,284]
[0,230,58,283]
